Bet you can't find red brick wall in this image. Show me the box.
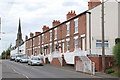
[51,58,61,66]
[51,55,66,66]
[74,56,114,72]
[88,0,101,9]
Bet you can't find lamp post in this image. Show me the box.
[101,0,105,72]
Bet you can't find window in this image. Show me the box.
[38,36,40,44]
[74,19,78,33]
[96,40,109,48]
[50,32,52,41]
[50,44,52,53]
[66,40,70,51]
[66,22,70,36]
[42,46,44,53]
[74,38,78,49]
[30,40,32,47]
[55,29,57,40]
[42,35,44,43]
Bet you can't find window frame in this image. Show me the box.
[74,38,79,49]
[54,29,57,40]
[96,40,109,48]
[74,18,78,34]
[66,39,70,51]
[66,22,70,36]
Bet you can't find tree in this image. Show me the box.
[113,38,120,77]
[1,51,6,59]
[5,49,10,56]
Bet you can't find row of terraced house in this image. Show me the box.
[21,0,120,72]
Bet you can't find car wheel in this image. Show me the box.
[40,64,43,66]
[30,62,33,66]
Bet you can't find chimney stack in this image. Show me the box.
[30,32,34,37]
[25,35,28,40]
[42,25,49,31]
[35,32,41,35]
[88,0,101,9]
[66,10,76,20]
[52,20,61,27]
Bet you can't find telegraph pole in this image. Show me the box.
[102,0,105,72]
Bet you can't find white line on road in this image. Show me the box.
[3,61,30,80]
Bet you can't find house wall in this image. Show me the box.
[86,0,119,55]
[25,11,87,56]
[118,3,120,38]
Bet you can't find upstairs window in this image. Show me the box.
[55,29,57,40]
[74,19,78,33]
[38,36,40,44]
[50,31,52,41]
[42,35,44,43]
[66,22,70,36]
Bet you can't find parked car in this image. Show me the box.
[10,55,15,61]
[20,56,30,63]
[15,54,24,62]
[28,56,43,66]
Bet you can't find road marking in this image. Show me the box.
[7,60,102,78]
[3,61,30,80]
[11,68,30,80]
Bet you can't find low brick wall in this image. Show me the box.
[51,55,66,66]
[74,56,114,72]
[51,58,61,66]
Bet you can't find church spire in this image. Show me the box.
[16,18,23,47]
[18,18,21,33]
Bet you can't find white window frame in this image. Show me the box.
[50,31,52,41]
[54,29,57,40]
[42,35,44,44]
[49,43,52,54]
[38,36,40,45]
[74,36,79,49]
[66,22,70,36]
[96,40,109,48]
[74,18,78,34]
[66,39,70,52]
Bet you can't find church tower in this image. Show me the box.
[16,19,23,47]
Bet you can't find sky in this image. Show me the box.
[0,0,119,54]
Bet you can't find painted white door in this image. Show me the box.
[82,38,85,51]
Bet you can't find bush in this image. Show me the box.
[115,38,120,44]
[1,56,5,59]
[105,69,115,74]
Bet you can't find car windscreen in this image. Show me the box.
[22,56,29,59]
[31,57,40,60]
[16,55,24,57]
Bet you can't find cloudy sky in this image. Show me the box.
[0,0,118,54]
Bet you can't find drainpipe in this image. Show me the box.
[31,38,34,56]
[87,12,92,54]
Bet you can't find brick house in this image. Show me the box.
[24,0,120,72]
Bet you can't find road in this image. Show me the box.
[2,60,120,80]
[2,60,99,79]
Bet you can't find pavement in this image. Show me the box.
[1,60,120,80]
